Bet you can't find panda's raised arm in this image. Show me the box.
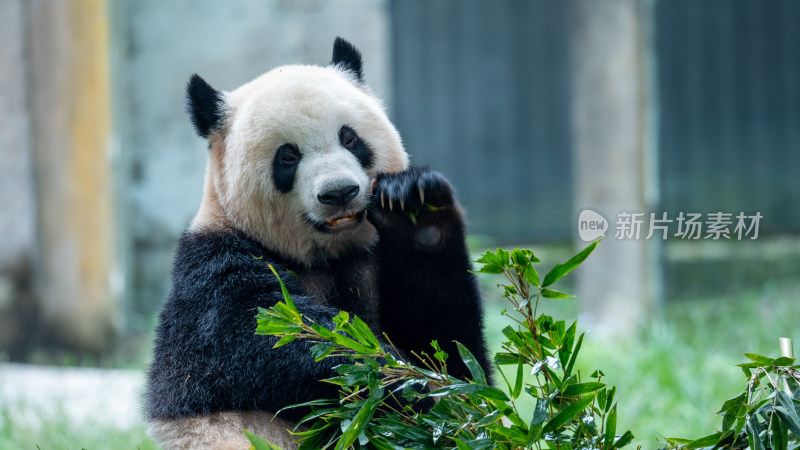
[145,230,348,422]
[369,167,493,384]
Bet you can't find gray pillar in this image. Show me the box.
[0,0,37,358]
[572,0,660,335]
[28,0,117,352]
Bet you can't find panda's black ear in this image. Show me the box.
[186,74,225,139]
[331,37,364,82]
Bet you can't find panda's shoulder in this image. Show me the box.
[169,228,295,302]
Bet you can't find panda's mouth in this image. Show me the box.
[307,210,366,233]
[327,212,358,228]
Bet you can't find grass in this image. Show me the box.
[0,398,157,449]
[481,273,800,448]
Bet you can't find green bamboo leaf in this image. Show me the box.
[452,438,495,449]
[777,391,800,421]
[259,322,302,338]
[558,322,577,369]
[542,393,596,434]
[661,437,692,446]
[497,248,510,266]
[373,418,433,442]
[295,420,337,450]
[427,383,510,402]
[475,409,505,427]
[454,438,472,450]
[367,435,410,450]
[487,423,529,442]
[548,320,566,347]
[771,408,788,450]
[540,288,574,299]
[272,334,298,348]
[334,386,384,450]
[501,326,528,352]
[541,239,600,287]
[747,414,766,450]
[275,398,338,418]
[564,333,585,379]
[604,406,617,450]
[456,341,487,384]
[775,391,800,436]
[527,397,549,443]
[494,352,520,366]
[683,432,724,449]
[772,356,796,367]
[604,386,616,414]
[562,382,606,397]
[522,262,540,287]
[512,356,524,400]
[598,389,608,412]
[717,393,747,414]
[431,419,446,444]
[721,404,743,433]
[271,302,302,322]
[267,264,296,311]
[744,353,775,366]
[293,407,340,428]
[243,429,284,450]
[310,342,338,361]
[613,431,635,449]
[473,250,506,274]
[328,332,375,354]
[350,315,381,349]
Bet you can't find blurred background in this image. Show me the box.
[1,0,798,447]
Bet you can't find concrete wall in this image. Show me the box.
[116,0,393,328]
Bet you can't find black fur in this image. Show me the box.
[369,167,493,382]
[272,143,302,193]
[186,74,225,138]
[339,125,374,168]
[145,168,492,424]
[331,37,364,82]
[145,230,354,421]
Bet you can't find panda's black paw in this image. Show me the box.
[368,167,462,249]
[371,167,455,212]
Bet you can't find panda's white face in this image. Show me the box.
[192,64,408,265]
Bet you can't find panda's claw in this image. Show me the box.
[419,187,425,205]
[380,191,385,209]
[400,198,405,211]
[389,197,393,211]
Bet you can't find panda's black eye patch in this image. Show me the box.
[273,143,301,193]
[339,126,373,168]
[279,150,299,166]
[340,126,358,149]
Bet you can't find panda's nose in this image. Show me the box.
[318,185,360,206]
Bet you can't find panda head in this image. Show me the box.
[188,38,408,266]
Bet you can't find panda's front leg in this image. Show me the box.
[368,167,492,383]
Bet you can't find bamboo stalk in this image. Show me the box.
[780,337,794,396]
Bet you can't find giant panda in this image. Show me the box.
[145,38,491,449]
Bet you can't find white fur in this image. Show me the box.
[191,64,408,265]
[149,411,302,449]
